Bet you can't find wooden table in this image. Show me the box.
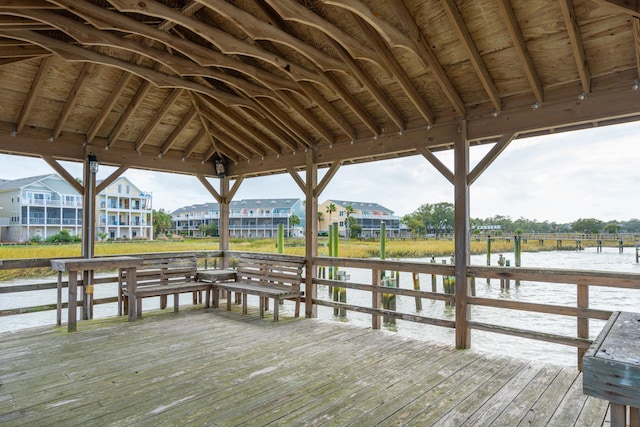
[51,256,143,332]
[583,311,640,427]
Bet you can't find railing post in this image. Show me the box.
[577,284,589,370]
[372,268,381,330]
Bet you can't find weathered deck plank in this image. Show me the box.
[0,305,609,426]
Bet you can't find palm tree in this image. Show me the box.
[345,205,355,239]
[326,203,337,224]
[317,211,324,234]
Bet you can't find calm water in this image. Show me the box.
[2,247,639,366]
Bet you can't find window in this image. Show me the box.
[126,185,130,194]
[117,184,122,193]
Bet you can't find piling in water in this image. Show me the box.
[277,223,284,254]
[412,272,422,311]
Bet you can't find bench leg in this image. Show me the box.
[205,287,211,308]
[212,287,219,308]
[174,293,179,312]
[137,297,143,320]
[160,295,167,310]
[226,290,232,311]
[273,298,279,322]
[242,293,247,314]
[259,297,264,318]
[295,297,300,317]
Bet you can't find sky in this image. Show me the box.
[1,121,639,224]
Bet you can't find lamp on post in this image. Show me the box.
[214,155,226,178]
[88,154,99,174]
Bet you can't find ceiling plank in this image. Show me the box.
[496,0,543,104]
[440,0,501,111]
[135,88,183,152]
[241,107,299,152]
[256,98,314,149]
[0,1,55,8]
[558,0,591,94]
[200,107,267,158]
[15,55,51,133]
[353,14,435,124]
[634,17,640,79]
[277,91,335,144]
[53,62,94,139]
[160,107,197,156]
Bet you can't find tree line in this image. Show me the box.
[401,202,640,235]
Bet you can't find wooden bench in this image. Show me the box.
[211,253,305,321]
[119,255,211,318]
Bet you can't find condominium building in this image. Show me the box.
[0,174,152,242]
[97,177,153,240]
[172,198,305,238]
[318,200,401,238]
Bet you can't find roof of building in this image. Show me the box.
[172,198,302,216]
[0,174,57,192]
[324,200,395,215]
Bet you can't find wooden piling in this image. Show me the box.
[412,272,422,311]
[514,235,521,286]
[430,256,437,291]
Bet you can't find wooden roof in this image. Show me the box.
[0,0,638,179]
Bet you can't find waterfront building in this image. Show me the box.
[0,174,152,242]
[96,176,153,240]
[172,198,305,238]
[318,200,401,238]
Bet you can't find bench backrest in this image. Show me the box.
[120,255,197,289]
[236,254,305,292]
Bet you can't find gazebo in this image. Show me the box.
[0,0,639,353]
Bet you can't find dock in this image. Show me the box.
[0,307,609,426]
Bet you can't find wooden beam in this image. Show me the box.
[160,107,197,156]
[277,91,335,145]
[87,71,133,143]
[16,55,51,133]
[314,160,343,197]
[196,174,221,203]
[468,133,516,186]
[453,119,470,350]
[593,0,640,18]
[227,176,244,203]
[107,80,151,149]
[286,167,306,193]
[200,106,267,158]
[496,0,543,104]
[304,150,318,318]
[41,155,84,194]
[559,0,591,94]
[135,88,183,152]
[96,165,129,193]
[353,15,434,124]
[256,98,314,149]
[634,18,640,79]
[416,146,454,185]
[53,63,94,139]
[440,0,501,111]
[327,0,465,116]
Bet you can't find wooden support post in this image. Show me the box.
[305,152,318,318]
[413,272,422,311]
[219,177,230,269]
[372,268,381,330]
[430,256,437,292]
[577,283,589,370]
[454,120,471,349]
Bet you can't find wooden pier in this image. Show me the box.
[0,307,609,426]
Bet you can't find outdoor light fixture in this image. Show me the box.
[532,101,539,110]
[214,156,226,178]
[633,80,639,91]
[492,110,499,117]
[48,136,54,142]
[87,154,99,174]
[578,91,586,101]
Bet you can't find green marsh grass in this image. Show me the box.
[0,237,561,281]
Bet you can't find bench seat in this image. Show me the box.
[210,254,305,321]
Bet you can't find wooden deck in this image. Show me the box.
[0,306,609,426]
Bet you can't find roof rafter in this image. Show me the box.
[86,70,134,143]
[135,88,184,152]
[160,106,197,157]
[15,55,51,133]
[107,80,152,149]
[496,0,543,104]
[326,0,465,117]
[440,0,501,111]
[199,104,268,158]
[353,14,435,124]
[559,0,591,94]
[634,17,640,79]
[53,62,94,139]
[182,126,207,160]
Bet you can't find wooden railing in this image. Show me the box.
[3,251,640,369]
[312,256,640,369]
[0,251,224,317]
